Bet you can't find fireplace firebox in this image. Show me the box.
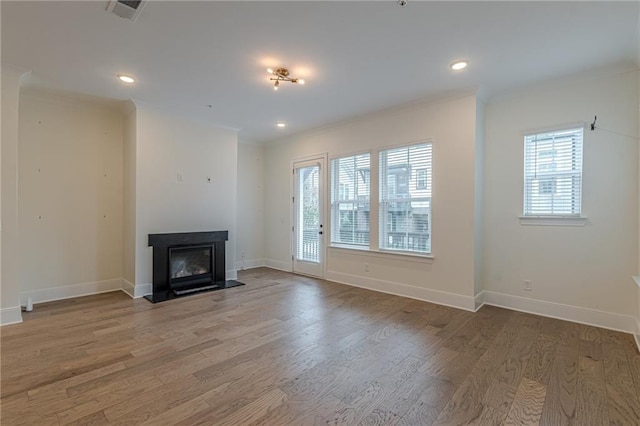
[146,231,243,303]
[169,244,213,290]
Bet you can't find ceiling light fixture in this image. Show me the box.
[268,68,305,90]
[117,74,135,83]
[450,60,468,71]
[276,122,286,128]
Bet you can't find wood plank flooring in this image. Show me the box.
[1,268,639,425]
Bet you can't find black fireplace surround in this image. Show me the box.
[145,231,243,303]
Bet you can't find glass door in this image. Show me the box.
[293,158,324,277]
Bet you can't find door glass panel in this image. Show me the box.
[297,165,320,262]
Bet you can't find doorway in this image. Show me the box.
[292,157,325,277]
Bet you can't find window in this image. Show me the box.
[379,143,432,254]
[523,127,583,216]
[330,153,370,246]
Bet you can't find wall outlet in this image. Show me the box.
[364,263,369,272]
[177,173,183,182]
[523,280,532,291]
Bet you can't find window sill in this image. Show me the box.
[519,216,588,227]
[329,245,434,263]
[329,243,370,252]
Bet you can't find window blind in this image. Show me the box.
[330,153,371,246]
[523,127,583,216]
[379,143,432,254]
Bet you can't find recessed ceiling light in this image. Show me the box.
[450,61,468,71]
[117,74,135,83]
[276,122,286,128]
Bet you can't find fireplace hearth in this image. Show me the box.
[146,231,244,303]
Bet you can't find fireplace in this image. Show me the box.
[169,245,213,290]
[146,231,243,303]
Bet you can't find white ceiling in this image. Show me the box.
[2,1,639,143]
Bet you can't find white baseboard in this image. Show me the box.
[226,269,238,280]
[325,270,476,312]
[474,291,486,312]
[0,306,23,326]
[20,278,123,306]
[264,258,292,273]
[235,258,266,271]
[135,283,152,298]
[482,291,637,335]
[121,279,135,298]
[121,279,152,299]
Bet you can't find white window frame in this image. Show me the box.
[379,142,432,255]
[330,152,371,248]
[521,125,587,226]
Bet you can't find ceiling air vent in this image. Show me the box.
[106,0,146,22]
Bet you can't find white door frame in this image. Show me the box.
[291,154,327,278]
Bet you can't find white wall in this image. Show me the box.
[484,67,639,321]
[122,102,136,288]
[17,91,124,304]
[236,142,265,270]
[1,67,26,324]
[131,103,238,294]
[264,94,481,310]
[474,97,485,301]
[637,65,640,345]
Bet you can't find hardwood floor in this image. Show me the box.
[1,268,639,425]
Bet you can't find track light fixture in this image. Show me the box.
[267,67,305,90]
